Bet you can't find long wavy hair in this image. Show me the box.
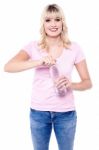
[38,4,71,50]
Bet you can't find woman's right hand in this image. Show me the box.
[40,55,56,66]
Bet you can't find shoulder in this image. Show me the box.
[21,40,39,57]
[23,40,39,49]
[70,41,85,63]
[69,41,84,55]
[70,41,82,51]
[22,40,40,52]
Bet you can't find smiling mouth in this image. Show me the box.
[49,28,58,32]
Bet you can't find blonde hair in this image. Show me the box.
[38,4,71,50]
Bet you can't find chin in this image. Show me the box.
[48,33,61,38]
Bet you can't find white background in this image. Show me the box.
[0,0,99,150]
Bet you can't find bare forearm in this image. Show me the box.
[4,60,42,73]
[71,79,92,91]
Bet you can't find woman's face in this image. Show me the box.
[44,13,63,38]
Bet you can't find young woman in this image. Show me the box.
[4,4,92,150]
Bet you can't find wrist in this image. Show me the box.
[37,59,43,66]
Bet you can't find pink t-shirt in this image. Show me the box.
[23,41,85,112]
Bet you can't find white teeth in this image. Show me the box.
[50,28,57,31]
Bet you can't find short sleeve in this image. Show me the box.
[74,43,85,64]
[22,41,33,57]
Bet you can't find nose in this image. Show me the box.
[51,20,56,27]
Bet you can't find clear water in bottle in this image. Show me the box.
[50,65,67,97]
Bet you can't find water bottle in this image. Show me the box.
[50,65,67,97]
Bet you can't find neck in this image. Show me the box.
[46,36,62,47]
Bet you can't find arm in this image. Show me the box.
[4,50,56,73]
[4,50,42,73]
[55,60,92,91]
[71,60,92,90]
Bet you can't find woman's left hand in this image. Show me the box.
[55,76,72,90]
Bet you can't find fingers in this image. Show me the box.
[42,55,56,66]
[55,76,71,89]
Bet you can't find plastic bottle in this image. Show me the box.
[50,65,67,97]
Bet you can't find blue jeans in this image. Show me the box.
[30,109,77,150]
